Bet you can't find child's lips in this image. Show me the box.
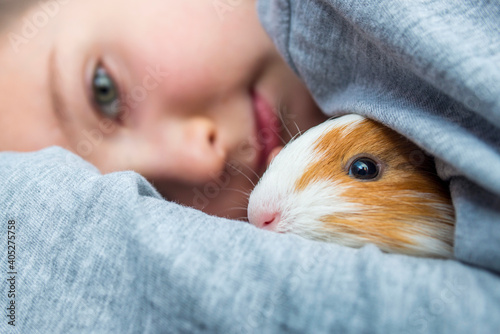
[251,89,282,173]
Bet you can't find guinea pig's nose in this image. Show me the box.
[250,211,281,231]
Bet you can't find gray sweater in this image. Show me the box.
[1,0,499,333]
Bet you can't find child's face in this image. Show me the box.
[0,0,326,219]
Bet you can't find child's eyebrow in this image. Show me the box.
[49,48,69,123]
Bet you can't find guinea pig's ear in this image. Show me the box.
[345,153,384,181]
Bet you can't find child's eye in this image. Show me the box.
[92,65,121,119]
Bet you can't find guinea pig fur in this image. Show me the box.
[247,114,455,258]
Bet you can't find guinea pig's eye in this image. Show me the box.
[348,157,380,180]
[92,65,121,119]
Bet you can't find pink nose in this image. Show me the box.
[251,212,281,231]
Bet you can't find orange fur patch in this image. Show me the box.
[294,119,455,257]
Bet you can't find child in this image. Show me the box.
[0,0,327,219]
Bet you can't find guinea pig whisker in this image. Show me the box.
[225,164,256,187]
[229,161,259,185]
[222,199,247,208]
[293,121,302,136]
[277,103,294,139]
[289,122,302,141]
[221,187,252,199]
[220,205,250,221]
[225,195,250,208]
[225,206,248,212]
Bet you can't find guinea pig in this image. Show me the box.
[247,114,455,258]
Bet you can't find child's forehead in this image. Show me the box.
[48,0,264,48]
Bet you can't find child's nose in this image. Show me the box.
[179,116,227,183]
